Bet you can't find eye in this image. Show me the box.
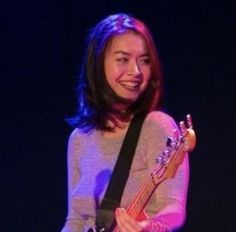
[116,57,129,63]
[139,57,150,65]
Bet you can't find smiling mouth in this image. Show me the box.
[119,81,141,90]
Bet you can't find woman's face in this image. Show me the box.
[104,31,151,106]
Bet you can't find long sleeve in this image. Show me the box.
[146,156,189,232]
[61,129,85,232]
[61,111,190,232]
[143,112,189,231]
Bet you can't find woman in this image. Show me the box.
[61,13,189,232]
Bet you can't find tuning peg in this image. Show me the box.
[156,149,167,164]
[186,114,193,129]
[156,155,164,164]
[179,121,187,135]
[164,149,170,159]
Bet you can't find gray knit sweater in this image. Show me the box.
[61,111,189,232]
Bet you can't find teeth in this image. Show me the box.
[119,81,140,88]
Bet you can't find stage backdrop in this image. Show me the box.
[1,0,235,231]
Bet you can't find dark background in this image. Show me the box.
[1,0,235,231]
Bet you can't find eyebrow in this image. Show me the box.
[113,50,149,57]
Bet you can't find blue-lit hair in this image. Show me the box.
[70,13,163,132]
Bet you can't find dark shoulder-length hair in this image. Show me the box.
[70,13,163,132]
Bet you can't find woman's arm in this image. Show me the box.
[144,112,189,231]
[61,129,85,232]
[115,111,190,232]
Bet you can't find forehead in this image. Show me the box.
[106,31,149,54]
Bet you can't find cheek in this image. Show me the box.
[143,68,152,83]
[105,65,116,84]
[140,69,152,92]
[105,63,125,83]
[104,61,114,84]
[104,66,121,91]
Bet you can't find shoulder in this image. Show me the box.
[67,128,98,159]
[140,111,178,142]
[144,110,177,131]
[67,128,96,148]
[68,128,81,143]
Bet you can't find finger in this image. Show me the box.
[115,208,143,232]
[116,208,134,232]
[115,208,128,232]
[120,209,142,230]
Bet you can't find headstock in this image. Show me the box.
[152,114,196,182]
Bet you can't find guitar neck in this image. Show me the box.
[126,143,187,220]
[126,165,166,219]
[126,177,156,219]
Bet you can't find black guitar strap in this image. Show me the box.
[94,112,146,232]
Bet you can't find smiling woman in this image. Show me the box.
[61,13,189,232]
[104,32,151,105]
[68,13,163,133]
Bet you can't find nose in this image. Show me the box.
[127,61,141,77]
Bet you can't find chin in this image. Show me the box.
[123,96,139,103]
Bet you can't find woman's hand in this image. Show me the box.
[115,208,148,232]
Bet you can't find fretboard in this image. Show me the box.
[126,164,167,219]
